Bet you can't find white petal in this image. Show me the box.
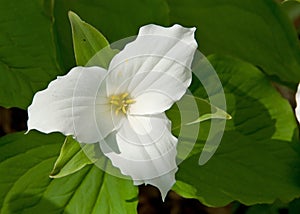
[126,114,152,135]
[73,68,122,143]
[28,66,116,143]
[296,83,300,123]
[139,24,196,46]
[127,71,188,115]
[140,168,177,201]
[106,24,197,114]
[99,113,178,199]
[118,114,171,149]
[93,77,125,140]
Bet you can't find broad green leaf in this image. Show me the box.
[69,11,116,68]
[54,0,169,69]
[0,132,138,213]
[167,0,300,86]
[173,55,300,206]
[196,55,298,142]
[0,0,64,109]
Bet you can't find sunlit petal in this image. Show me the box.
[296,83,300,123]
[106,24,197,114]
[28,66,115,143]
[99,113,178,199]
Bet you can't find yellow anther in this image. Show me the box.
[110,100,120,106]
[125,99,136,104]
[109,92,135,115]
[115,106,122,115]
[122,105,127,114]
[121,93,129,99]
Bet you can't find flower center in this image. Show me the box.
[109,93,135,115]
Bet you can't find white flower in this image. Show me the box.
[27,24,197,199]
[296,84,300,123]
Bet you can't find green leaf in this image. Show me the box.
[167,95,231,129]
[50,137,130,181]
[197,55,298,142]
[0,132,138,213]
[184,96,231,125]
[167,0,300,86]
[0,0,64,109]
[69,11,116,68]
[173,55,300,206]
[49,136,95,178]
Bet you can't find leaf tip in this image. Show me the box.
[49,169,59,179]
[68,10,76,18]
[68,11,81,24]
[49,174,56,179]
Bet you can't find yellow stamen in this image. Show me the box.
[121,105,127,114]
[110,100,120,106]
[125,99,136,104]
[115,106,122,115]
[109,92,135,115]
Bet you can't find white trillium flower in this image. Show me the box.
[296,84,300,123]
[27,24,197,199]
